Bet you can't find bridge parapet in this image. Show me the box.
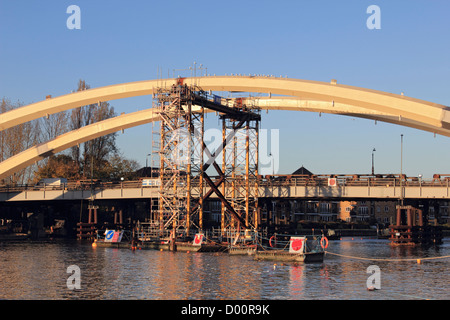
[1,175,449,202]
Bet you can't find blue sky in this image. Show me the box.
[1,0,449,178]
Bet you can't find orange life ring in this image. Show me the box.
[269,235,276,248]
[320,236,329,249]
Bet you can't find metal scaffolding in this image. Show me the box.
[153,80,260,236]
[221,98,260,233]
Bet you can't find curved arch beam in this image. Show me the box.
[0,108,159,180]
[1,76,449,133]
[1,98,448,180]
[248,97,450,136]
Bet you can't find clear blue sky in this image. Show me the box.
[1,0,449,178]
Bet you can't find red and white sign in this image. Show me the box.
[112,231,123,242]
[193,233,204,246]
[328,178,337,187]
[289,236,306,253]
[104,230,124,243]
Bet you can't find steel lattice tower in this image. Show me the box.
[154,80,260,237]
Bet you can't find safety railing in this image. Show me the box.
[1,174,449,193]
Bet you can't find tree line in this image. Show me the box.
[1,80,140,185]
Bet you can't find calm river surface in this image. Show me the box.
[0,238,449,300]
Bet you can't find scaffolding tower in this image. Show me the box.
[153,79,260,236]
[220,98,260,233]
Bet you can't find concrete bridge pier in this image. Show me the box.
[87,205,98,225]
[390,205,443,246]
[114,209,123,225]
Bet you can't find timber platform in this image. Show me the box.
[254,250,324,263]
[228,244,257,255]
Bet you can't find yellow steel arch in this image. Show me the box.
[250,97,450,137]
[0,108,159,180]
[1,76,449,132]
[1,97,449,180]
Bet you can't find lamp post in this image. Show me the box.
[269,152,274,175]
[371,148,376,175]
[400,134,404,205]
[146,153,151,177]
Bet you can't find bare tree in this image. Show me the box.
[0,98,40,184]
[1,79,119,184]
[41,110,69,142]
[69,79,118,178]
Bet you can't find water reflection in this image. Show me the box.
[0,238,449,300]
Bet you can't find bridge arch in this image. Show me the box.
[0,109,158,180]
[1,76,449,132]
[1,96,449,180]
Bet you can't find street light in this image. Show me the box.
[146,153,151,176]
[400,134,403,175]
[400,134,404,205]
[269,152,274,175]
[371,148,376,175]
[145,154,150,168]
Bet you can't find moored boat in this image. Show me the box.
[175,241,226,252]
[93,229,133,249]
[138,232,226,252]
[254,234,326,263]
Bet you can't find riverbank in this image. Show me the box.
[296,228,378,237]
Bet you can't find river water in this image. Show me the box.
[0,238,448,300]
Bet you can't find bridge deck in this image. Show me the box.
[1,175,449,202]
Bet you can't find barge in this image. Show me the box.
[254,235,326,263]
[92,229,131,248]
[93,230,225,252]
